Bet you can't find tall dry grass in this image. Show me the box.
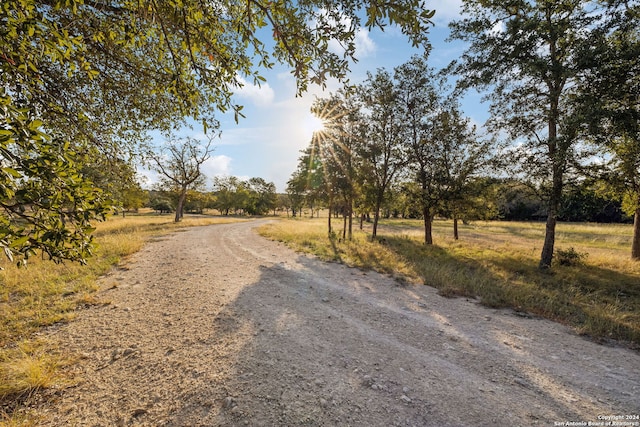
[258,217,640,347]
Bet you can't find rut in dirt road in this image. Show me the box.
[43,220,640,426]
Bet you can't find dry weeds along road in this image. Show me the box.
[41,220,639,426]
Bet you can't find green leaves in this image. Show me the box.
[449,0,639,265]
[0,89,111,266]
[2,0,434,130]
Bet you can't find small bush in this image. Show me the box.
[555,247,588,266]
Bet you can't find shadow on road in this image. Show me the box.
[161,253,640,426]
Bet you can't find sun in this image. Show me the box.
[303,113,326,140]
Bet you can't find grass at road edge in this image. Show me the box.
[0,213,246,425]
[258,217,640,349]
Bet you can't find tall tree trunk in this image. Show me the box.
[632,206,640,260]
[540,115,563,269]
[175,190,187,222]
[540,210,557,268]
[372,202,381,240]
[342,213,347,240]
[360,213,364,230]
[371,188,384,239]
[453,215,459,240]
[423,206,433,245]
[347,201,353,240]
[327,201,332,237]
[539,29,568,269]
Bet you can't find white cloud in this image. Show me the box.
[328,27,377,58]
[355,28,376,57]
[202,155,233,178]
[234,75,275,107]
[430,0,464,24]
[489,20,505,35]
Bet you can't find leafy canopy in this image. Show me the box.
[0,92,109,265]
[1,0,434,264]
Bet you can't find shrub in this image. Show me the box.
[555,247,588,266]
[149,198,174,213]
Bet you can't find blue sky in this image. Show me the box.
[143,1,491,192]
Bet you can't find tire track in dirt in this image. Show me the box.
[40,220,640,426]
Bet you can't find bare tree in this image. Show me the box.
[147,136,214,222]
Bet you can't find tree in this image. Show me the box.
[146,136,213,222]
[312,91,362,239]
[3,0,434,135]
[80,154,144,217]
[394,56,493,243]
[559,180,625,223]
[447,177,499,223]
[433,107,494,240]
[212,175,277,215]
[394,55,440,244]
[120,184,149,216]
[213,176,243,215]
[574,1,640,258]
[449,0,597,268]
[230,182,252,215]
[358,69,406,239]
[614,140,640,257]
[0,100,110,265]
[184,190,212,214]
[288,147,327,219]
[150,197,174,214]
[494,180,547,221]
[276,193,291,216]
[286,171,307,218]
[245,177,277,215]
[1,0,434,263]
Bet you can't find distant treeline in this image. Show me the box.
[286,177,631,224]
[122,175,629,224]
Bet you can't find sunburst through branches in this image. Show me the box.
[307,94,360,186]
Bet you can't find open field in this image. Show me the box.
[0,212,246,422]
[258,217,640,347]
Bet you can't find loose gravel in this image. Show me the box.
[38,220,640,426]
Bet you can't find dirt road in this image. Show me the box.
[42,220,640,426]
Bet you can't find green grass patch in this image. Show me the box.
[259,217,640,348]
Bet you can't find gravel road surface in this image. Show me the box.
[41,220,640,426]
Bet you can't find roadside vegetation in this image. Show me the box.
[0,212,244,425]
[258,217,640,348]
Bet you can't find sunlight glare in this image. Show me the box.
[303,114,326,141]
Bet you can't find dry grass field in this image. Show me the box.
[258,217,640,348]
